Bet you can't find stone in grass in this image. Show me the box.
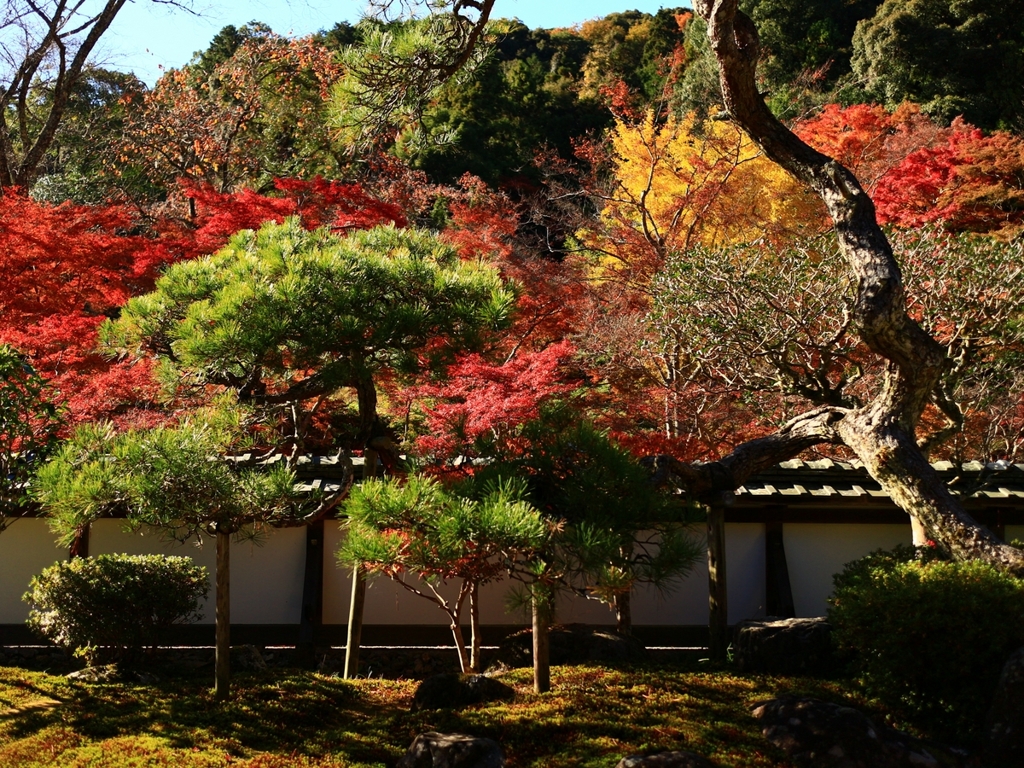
[733,617,836,676]
[615,750,719,767]
[753,696,967,767]
[984,646,1024,768]
[397,732,505,768]
[231,644,267,671]
[411,673,515,712]
[66,663,160,684]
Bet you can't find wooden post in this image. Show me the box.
[344,448,377,679]
[532,589,550,693]
[215,530,231,701]
[765,519,796,618]
[707,497,729,662]
[298,518,325,666]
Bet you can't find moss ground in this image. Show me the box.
[0,660,885,767]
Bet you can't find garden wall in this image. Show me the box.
[0,517,920,632]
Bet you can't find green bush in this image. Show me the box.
[828,546,1024,743]
[24,554,208,665]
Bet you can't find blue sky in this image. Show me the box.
[100,1,673,86]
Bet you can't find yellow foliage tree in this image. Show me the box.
[573,111,826,446]
[582,111,824,288]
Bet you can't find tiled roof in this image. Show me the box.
[736,459,1024,502]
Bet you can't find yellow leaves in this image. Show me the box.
[590,110,826,283]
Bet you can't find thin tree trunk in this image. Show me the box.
[215,530,231,701]
[614,592,632,636]
[451,619,471,674]
[686,0,1024,574]
[615,542,634,635]
[707,499,729,662]
[344,443,379,679]
[343,565,366,679]
[532,588,551,694]
[469,581,481,673]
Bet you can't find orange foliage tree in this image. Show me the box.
[115,32,343,196]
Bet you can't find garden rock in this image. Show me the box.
[734,617,835,675]
[397,732,505,768]
[615,749,718,767]
[231,644,267,671]
[984,645,1024,767]
[66,663,159,684]
[497,624,647,668]
[753,696,966,767]
[411,673,515,711]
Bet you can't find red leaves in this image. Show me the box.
[796,103,1024,237]
[177,177,406,258]
[0,176,404,429]
[411,341,578,459]
[874,122,1024,237]
[0,192,168,427]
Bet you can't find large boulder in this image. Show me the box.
[496,624,647,668]
[985,646,1024,767]
[411,673,516,712]
[753,696,966,767]
[615,750,718,767]
[734,617,835,675]
[397,732,505,768]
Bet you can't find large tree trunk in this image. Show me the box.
[685,0,1024,574]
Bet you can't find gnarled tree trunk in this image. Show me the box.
[676,0,1024,573]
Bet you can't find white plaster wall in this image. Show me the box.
[324,520,543,626]
[0,518,924,629]
[322,521,764,627]
[89,520,306,624]
[1005,525,1024,544]
[0,518,68,623]
[783,523,913,617]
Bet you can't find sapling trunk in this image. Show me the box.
[343,565,366,679]
[532,588,551,693]
[452,620,471,674]
[615,591,632,636]
[470,581,481,673]
[344,445,378,679]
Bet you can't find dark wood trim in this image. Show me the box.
[727,504,1024,527]
[1,623,713,649]
[707,499,729,661]
[297,519,325,660]
[765,521,796,618]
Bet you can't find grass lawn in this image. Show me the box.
[0,660,888,767]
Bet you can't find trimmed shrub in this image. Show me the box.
[24,554,208,664]
[828,546,1024,743]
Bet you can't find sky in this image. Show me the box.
[99,1,672,86]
